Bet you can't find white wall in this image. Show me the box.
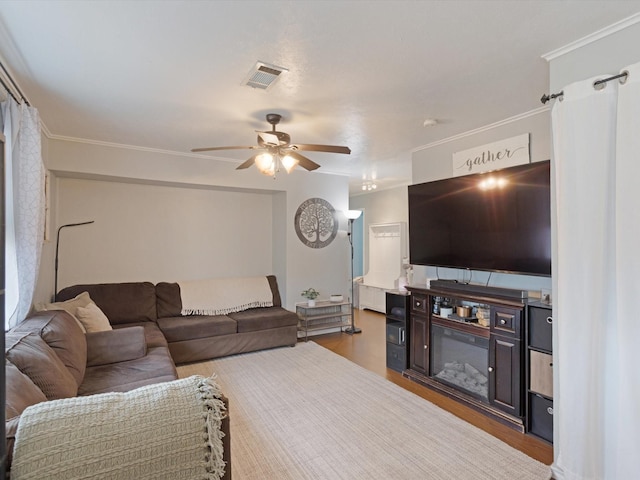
[36,138,350,310]
[284,184,351,306]
[412,109,551,183]
[54,177,274,286]
[410,108,552,293]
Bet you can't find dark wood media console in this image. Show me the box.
[404,285,528,432]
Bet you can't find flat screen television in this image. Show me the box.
[408,160,551,276]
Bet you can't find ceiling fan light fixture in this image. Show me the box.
[192,113,349,175]
[281,154,298,173]
[256,153,275,175]
[243,61,289,90]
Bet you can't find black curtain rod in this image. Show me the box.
[0,60,30,106]
[541,71,629,104]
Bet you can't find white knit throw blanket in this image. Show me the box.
[12,376,227,480]
[179,276,273,316]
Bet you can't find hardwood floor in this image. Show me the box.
[310,308,554,465]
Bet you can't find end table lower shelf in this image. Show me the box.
[296,300,352,341]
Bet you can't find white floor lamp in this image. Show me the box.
[344,210,362,335]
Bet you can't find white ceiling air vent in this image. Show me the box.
[243,61,288,90]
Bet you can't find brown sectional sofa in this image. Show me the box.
[4,309,227,476]
[5,275,297,478]
[56,275,299,364]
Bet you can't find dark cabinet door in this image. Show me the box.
[410,315,429,375]
[489,334,522,417]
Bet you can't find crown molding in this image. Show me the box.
[411,106,549,153]
[39,119,52,138]
[542,13,640,61]
[45,132,239,162]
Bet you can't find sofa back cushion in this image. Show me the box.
[5,332,78,400]
[56,282,157,324]
[155,275,282,318]
[266,275,282,307]
[12,310,87,386]
[155,282,182,318]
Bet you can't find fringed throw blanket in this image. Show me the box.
[179,276,273,316]
[12,376,227,480]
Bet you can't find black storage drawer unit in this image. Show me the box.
[386,321,406,345]
[529,306,553,352]
[529,393,554,443]
[386,291,411,372]
[386,342,406,372]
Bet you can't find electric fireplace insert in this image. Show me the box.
[431,323,489,402]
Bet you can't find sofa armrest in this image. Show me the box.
[85,326,147,366]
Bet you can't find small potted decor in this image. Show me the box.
[301,288,320,307]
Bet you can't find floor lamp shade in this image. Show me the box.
[345,210,362,220]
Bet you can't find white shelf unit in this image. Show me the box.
[296,301,352,341]
[359,222,406,313]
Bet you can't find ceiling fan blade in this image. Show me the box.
[287,151,321,171]
[236,153,261,170]
[191,145,258,153]
[291,144,351,155]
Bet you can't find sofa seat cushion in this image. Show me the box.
[78,346,178,396]
[113,322,168,349]
[5,332,78,400]
[228,307,299,334]
[12,310,87,386]
[157,315,237,343]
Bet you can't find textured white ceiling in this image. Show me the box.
[1,1,639,193]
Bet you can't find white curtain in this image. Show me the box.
[551,62,640,480]
[1,91,44,329]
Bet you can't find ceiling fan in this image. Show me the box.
[191,113,351,176]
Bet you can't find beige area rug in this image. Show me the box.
[177,342,550,480]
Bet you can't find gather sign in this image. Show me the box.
[452,133,530,177]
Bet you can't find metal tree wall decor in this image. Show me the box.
[294,198,338,248]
